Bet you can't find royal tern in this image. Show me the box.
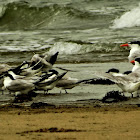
[93,60,140,97]
[131,58,140,72]
[120,41,140,62]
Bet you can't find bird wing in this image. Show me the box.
[56,79,77,87]
[8,79,33,91]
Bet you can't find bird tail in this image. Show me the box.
[76,78,95,84]
[34,72,54,85]
[56,72,67,81]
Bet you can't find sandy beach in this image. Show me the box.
[0,104,140,140]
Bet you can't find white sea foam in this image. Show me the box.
[111,4,140,29]
[0,5,6,18]
[48,42,82,55]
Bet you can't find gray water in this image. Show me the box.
[0,0,140,63]
[0,0,140,105]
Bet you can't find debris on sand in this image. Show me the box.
[102,90,128,103]
[13,91,38,103]
[30,102,56,109]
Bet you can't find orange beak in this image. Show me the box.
[120,43,129,47]
[130,60,135,64]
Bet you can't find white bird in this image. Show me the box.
[56,75,79,93]
[120,41,140,63]
[0,64,11,94]
[56,74,92,94]
[7,69,43,82]
[93,58,140,97]
[3,73,35,95]
[35,70,67,94]
[131,58,140,72]
[16,60,43,77]
[0,63,20,94]
[30,52,59,72]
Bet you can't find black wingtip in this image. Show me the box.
[49,52,59,65]
[57,72,67,80]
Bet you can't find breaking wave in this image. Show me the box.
[48,42,82,55]
[0,1,103,30]
[48,41,126,55]
[112,4,140,29]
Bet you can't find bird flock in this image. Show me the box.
[1,41,140,100]
[93,41,140,97]
[0,51,90,97]
[0,52,67,95]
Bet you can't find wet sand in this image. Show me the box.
[1,104,140,140]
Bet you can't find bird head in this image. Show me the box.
[106,68,120,74]
[134,57,140,64]
[120,41,140,48]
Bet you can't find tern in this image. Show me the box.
[0,64,12,94]
[16,60,43,77]
[120,41,140,63]
[2,70,52,95]
[131,58,140,72]
[93,59,140,97]
[3,73,35,95]
[56,74,93,94]
[7,69,42,82]
[30,52,59,72]
[35,70,67,94]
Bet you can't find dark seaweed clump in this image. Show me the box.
[102,91,128,103]
[30,102,56,109]
[13,91,38,103]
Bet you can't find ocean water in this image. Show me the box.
[0,0,140,105]
[0,0,139,63]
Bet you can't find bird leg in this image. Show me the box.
[1,90,4,95]
[121,92,125,96]
[44,90,47,94]
[44,90,49,95]
[65,89,68,94]
[131,93,133,98]
[137,92,140,97]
